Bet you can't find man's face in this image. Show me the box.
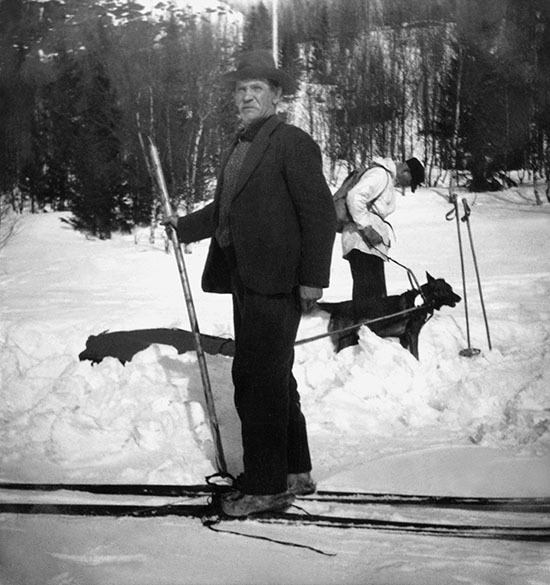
[235,79,281,125]
[395,163,412,188]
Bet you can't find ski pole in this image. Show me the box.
[446,193,480,357]
[145,136,228,475]
[461,199,492,351]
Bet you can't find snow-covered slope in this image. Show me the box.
[1,187,548,492]
[1,186,549,584]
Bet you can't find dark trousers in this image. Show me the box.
[229,264,312,495]
[345,249,387,317]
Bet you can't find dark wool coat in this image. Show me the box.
[176,115,336,295]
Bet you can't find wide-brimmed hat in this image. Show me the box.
[406,157,425,192]
[222,49,296,95]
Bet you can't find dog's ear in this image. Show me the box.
[426,272,435,283]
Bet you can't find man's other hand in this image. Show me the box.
[299,285,322,314]
[162,215,179,230]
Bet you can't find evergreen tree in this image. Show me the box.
[431,0,548,191]
[64,50,125,237]
[0,0,42,196]
[241,1,271,51]
[3,0,550,231]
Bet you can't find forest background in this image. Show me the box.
[1,0,549,239]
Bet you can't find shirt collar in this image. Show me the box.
[236,115,275,142]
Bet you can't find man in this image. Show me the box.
[165,50,336,517]
[342,157,425,317]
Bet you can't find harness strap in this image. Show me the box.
[294,305,429,346]
[371,247,426,301]
[364,165,391,211]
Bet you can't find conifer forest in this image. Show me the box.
[1,0,549,238]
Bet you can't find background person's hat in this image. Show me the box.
[222,49,296,95]
[405,157,425,192]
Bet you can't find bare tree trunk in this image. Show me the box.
[165,107,178,207]
[188,115,205,207]
[449,48,464,200]
[533,165,542,205]
[546,145,550,203]
[148,89,158,245]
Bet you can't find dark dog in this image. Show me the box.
[317,273,461,359]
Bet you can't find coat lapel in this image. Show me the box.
[214,143,235,201]
[232,115,282,198]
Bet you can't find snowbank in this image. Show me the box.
[1,189,549,495]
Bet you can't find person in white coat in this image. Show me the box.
[342,156,425,317]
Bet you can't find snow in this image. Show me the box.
[1,186,550,584]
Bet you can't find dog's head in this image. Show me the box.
[422,272,461,310]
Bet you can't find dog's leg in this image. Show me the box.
[408,331,420,360]
[399,329,419,359]
[328,315,359,352]
[400,314,424,360]
[322,301,359,353]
